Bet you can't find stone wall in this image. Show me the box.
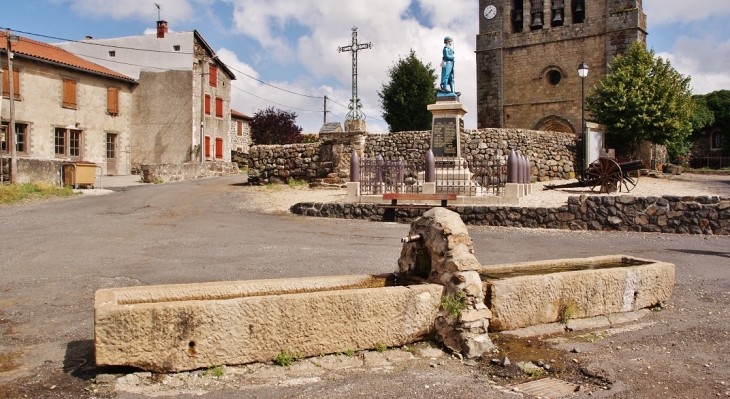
[140,162,239,183]
[290,195,730,235]
[249,128,579,184]
[247,143,329,184]
[1,158,65,185]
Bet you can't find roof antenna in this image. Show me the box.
[155,3,161,21]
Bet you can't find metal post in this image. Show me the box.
[581,75,585,180]
[6,29,17,183]
[323,95,328,125]
[349,150,359,182]
[200,64,206,163]
[425,149,435,183]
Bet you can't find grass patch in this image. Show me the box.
[561,300,579,324]
[441,292,467,319]
[402,345,416,355]
[375,342,387,353]
[287,178,308,187]
[203,365,224,378]
[0,182,76,205]
[343,349,355,357]
[523,367,545,378]
[274,349,301,367]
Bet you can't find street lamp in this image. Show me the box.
[577,61,589,179]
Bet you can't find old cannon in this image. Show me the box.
[545,157,643,194]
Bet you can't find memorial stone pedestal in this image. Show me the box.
[427,97,485,195]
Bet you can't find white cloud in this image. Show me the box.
[223,0,478,133]
[644,0,730,26]
[54,0,194,22]
[657,36,730,94]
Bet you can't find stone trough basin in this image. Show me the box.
[480,255,675,331]
[95,274,443,373]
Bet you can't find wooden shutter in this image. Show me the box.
[215,138,223,159]
[215,97,223,118]
[205,136,211,158]
[62,79,77,108]
[2,66,20,99]
[107,87,119,114]
[209,64,218,87]
[205,94,211,115]
[237,120,243,136]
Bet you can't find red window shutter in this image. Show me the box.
[107,87,119,114]
[62,79,77,108]
[2,66,20,99]
[204,94,211,115]
[209,64,217,87]
[215,138,223,159]
[205,136,211,158]
[215,97,223,118]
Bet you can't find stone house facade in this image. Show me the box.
[230,109,253,154]
[476,0,646,132]
[55,21,236,166]
[1,32,136,179]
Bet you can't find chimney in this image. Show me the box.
[156,20,168,39]
[85,36,93,40]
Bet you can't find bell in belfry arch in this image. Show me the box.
[513,9,523,22]
[552,10,563,23]
[531,12,543,28]
[574,0,584,13]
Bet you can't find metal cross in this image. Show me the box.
[338,27,372,120]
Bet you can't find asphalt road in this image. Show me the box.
[1,175,729,398]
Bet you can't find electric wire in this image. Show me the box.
[230,85,321,113]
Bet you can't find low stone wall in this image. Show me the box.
[231,150,248,169]
[140,162,239,183]
[1,158,65,185]
[247,143,330,184]
[290,195,730,235]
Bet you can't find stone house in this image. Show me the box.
[689,125,727,165]
[476,0,646,133]
[230,109,253,154]
[56,21,236,167]
[1,31,136,179]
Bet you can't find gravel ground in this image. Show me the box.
[239,173,730,214]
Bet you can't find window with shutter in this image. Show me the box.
[205,136,211,158]
[2,66,20,99]
[215,97,223,118]
[205,94,211,115]
[107,87,119,115]
[209,64,218,87]
[215,137,223,159]
[62,79,77,109]
[237,121,243,136]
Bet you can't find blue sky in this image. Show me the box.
[2,1,729,133]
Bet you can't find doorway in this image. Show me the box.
[106,133,118,175]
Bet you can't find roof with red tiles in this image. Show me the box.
[231,109,253,120]
[1,32,136,83]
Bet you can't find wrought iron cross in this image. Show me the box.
[338,27,372,120]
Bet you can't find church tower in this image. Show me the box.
[475,0,646,132]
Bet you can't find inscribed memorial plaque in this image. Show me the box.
[431,117,458,157]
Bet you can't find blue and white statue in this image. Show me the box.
[438,36,459,97]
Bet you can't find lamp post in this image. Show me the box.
[577,61,589,180]
[5,29,19,183]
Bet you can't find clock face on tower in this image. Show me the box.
[484,4,497,19]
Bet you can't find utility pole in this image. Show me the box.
[6,29,18,183]
[323,95,328,124]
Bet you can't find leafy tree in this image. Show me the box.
[586,41,694,155]
[705,90,730,157]
[667,95,715,162]
[378,50,437,132]
[250,107,303,145]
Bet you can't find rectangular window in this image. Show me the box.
[209,64,218,87]
[236,120,243,136]
[204,136,211,158]
[205,94,211,115]
[215,97,223,118]
[2,65,20,99]
[106,133,117,159]
[215,137,223,159]
[107,87,119,115]
[173,45,181,52]
[62,78,77,109]
[54,127,82,158]
[0,122,28,153]
[108,51,116,57]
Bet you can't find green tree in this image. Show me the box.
[705,90,730,157]
[667,95,715,163]
[250,107,303,145]
[378,50,437,132]
[586,41,694,154]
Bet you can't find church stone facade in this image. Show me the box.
[476,0,646,132]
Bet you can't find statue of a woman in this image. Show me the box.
[440,36,455,94]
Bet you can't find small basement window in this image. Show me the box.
[108,51,116,57]
[173,45,181,52]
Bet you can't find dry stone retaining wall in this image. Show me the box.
[290,195,730,235]
[249,128,579,183]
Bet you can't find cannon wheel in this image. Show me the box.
[586,158,622,194]
[621,169,640,192]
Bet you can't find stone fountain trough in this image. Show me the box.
[94,274,443,372]
[479,255,675,331]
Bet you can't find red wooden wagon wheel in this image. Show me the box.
[586,158,622,194]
